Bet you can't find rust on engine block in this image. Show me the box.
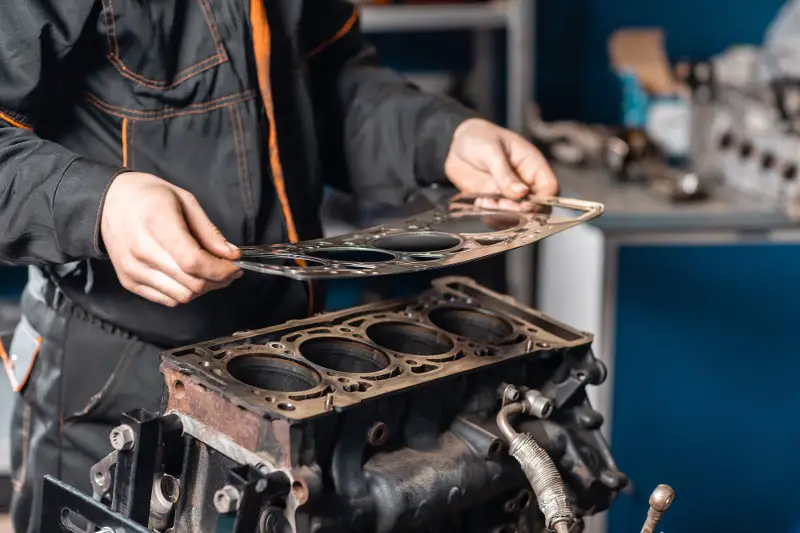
[159,277,594,453]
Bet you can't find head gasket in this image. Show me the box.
[235,194,603,279]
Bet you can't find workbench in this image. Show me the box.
[537,167,800,533]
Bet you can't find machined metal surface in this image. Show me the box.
[235,195,603,280]
[151,277,624,533]
[161,277,596,423]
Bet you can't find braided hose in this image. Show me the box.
[497,402,574,532]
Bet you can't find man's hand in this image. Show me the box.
[100,172,242,307]
[445,118,559,210]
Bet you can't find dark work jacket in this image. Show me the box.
[0,0,477,347]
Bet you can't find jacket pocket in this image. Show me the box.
[0,316,42,394]
[61,310,163,426]
[100,0,229,90]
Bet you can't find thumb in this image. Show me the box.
[485,142,530,200]
[178,192,240,260]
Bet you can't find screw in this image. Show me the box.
[523,390,554,419]
[213,485,241,514]
[498,383,520,403]
[109,424,135,451]
[640,484,675,533]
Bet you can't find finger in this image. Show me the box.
[497,198,525,212]
[135,241,239,294]
[179,192,241,260]
[485,142,530,200]
[447,157,501,195]
[151,218,241,282]
[129,284,180,308]
[507,137,560,196]
[194,270,244,297]
[475,198,500,210]
[130,266,197,304]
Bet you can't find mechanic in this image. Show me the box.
[0,1,558,531]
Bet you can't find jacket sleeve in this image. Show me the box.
[0,1,124,265]
[301,0,480,205]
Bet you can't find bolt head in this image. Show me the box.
[109,424,135,451]
[649,484,675,512]
[214,485,241,514]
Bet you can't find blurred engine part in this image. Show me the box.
[41,276,666,533]
[526,106,710,203]
[691,83,800,217]
[235,194,603,279]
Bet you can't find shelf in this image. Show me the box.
[359,1,510,32]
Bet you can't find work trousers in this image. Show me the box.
[9,285,164,533]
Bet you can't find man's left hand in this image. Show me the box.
[445,118,559,209]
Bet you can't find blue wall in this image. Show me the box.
[609,243,800,533]
[373,1,787,125]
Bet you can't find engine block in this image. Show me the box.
[41,277,653,533]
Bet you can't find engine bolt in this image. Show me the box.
[109,424,135,451]
[640,484,675,533]
[499,383,520,403]
[524,390,554,419]
[367,421,389,446]
[213,485,242,514]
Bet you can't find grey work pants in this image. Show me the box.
[9,286,164,533]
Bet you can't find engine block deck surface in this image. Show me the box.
[235,195,604,279]
[161,277,594,423]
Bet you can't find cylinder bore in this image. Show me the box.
[299,338,391,374]
[227,355,321,392]
[371,232,460,253]
[428,307,514,344]
[431,213,521,234]
[305,247,394,263]
[366,322,454,356]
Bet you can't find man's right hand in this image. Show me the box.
[100,172,243,307]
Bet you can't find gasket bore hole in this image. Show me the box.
[371,232,461,253]
[366,322,454,356]
[299,338,391,374]
[227,355,321,393]
[428,307,514,344]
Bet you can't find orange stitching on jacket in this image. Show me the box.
[101,0,228,89]
[0,335,41,394]
[197,0,226,57]
[0,339,18,392]
[121,118,129,167]
[232,105,255,239]
[228,105,255,241]
[306,7,359,60]
[104,0,120,56]
[85,90,255,121]
[0,109,33,130]
[249,0,315,314]
[108,54,227,90]
[249,0,299,243]
[100,0,115,53]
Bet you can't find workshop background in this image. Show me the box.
[1,1,799,533]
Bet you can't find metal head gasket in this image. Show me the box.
[235,194,604,279]
[160,277,596,422]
